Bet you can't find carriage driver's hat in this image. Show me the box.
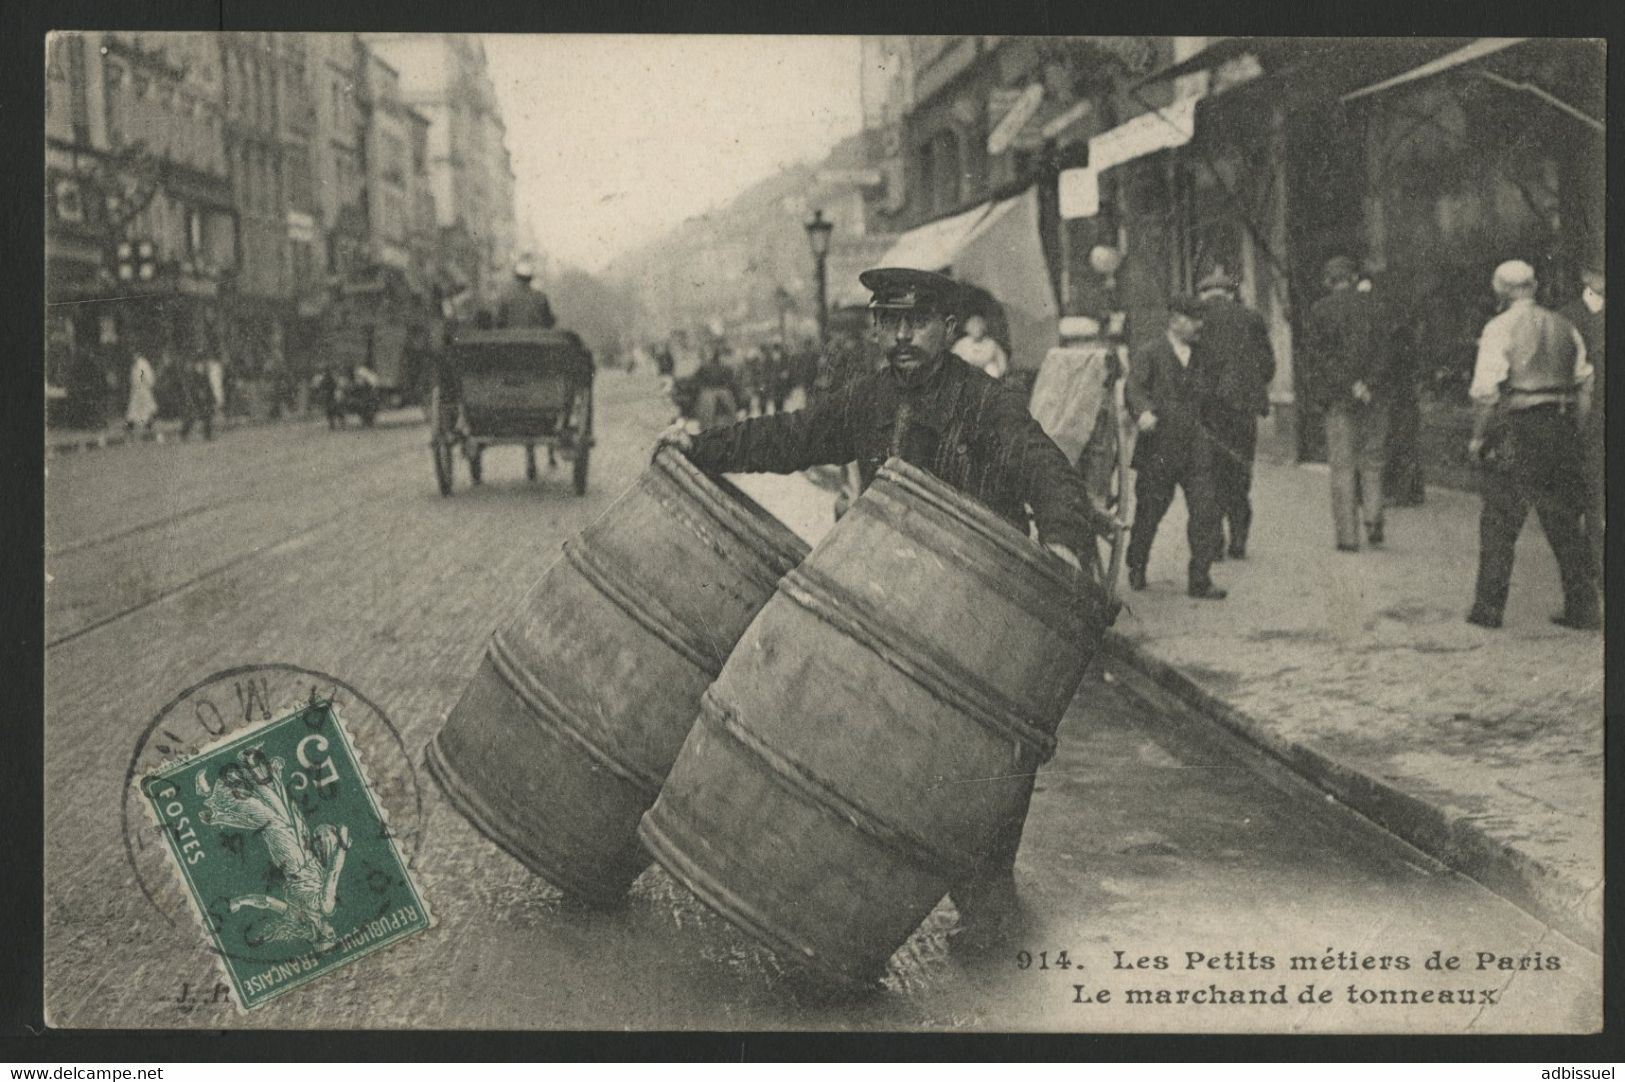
[859,267,964,315]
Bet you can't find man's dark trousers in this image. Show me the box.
[1204,404,1257,554]
[1472,406,1598,622]
[1128,440,1224,588]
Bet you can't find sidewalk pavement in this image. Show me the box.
[732,457,1604,954]
[47,411,330,455]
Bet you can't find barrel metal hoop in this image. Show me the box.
[699,690,978,882]
[781,567,1059,763]
[562,539,724,677]
[637,811,878,992]
[486,630,664,798]
[876,458,1079,594]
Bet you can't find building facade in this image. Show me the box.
[45,31,518,424]
[360,33,519,311]
[606,133,898,356]
[854,36,1605,467]
[45,30,237,425]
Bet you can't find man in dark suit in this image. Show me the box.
[1194,268,1275,560]
[1125,295,1227,599]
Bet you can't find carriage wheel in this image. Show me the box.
[429,386,455,496]
[431,438,454,496]
[525,444,538,481]
[572,444,590,496]
[572,384,593,496]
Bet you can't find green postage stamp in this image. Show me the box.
[139,698,433,1010]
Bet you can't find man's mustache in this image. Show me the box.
[887,345,926,363]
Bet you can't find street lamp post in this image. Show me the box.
[803,209,834,348]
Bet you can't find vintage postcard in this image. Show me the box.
[42,31,1603,1034]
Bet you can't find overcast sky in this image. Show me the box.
[483,35,863,275]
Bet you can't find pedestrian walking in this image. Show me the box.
[657,266,1114,949]
[1124,295,1228,599]
[791,337,821,401]
[1560,265,1605,586]
[124,352,159,435]
[1465,260,1598,631]
[1302,255,1397,551]
[690,347,743,431]
[179,359,215,441]
[951,313,1009,379]
[765,343,792,414]
[314,368,343,429]
[1193,268,1274,559]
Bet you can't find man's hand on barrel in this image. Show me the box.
[656,418,698,454]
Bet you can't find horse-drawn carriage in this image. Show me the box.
[429,327,595,496]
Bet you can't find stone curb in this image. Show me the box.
[1101,629,1601,955]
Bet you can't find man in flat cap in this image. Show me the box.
[1302,254,1399,551]
[657,265,1113,946]
[1194,267,1275,560]
[1466,259,1598,630]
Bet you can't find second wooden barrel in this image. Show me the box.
[640,457,1109,988]
[427,447,809,905]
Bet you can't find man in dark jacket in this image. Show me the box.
[1125,295,1228,599]
[1560,266,1604,583]
[495,259,557,329]
[1302,255,1395,551]
[658,266,1111,947]
[1194,268,1275,559]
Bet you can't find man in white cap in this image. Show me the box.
[1465,259,1598,630]
[495,258,557,329]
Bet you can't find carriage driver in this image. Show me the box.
[657,266,1117,948]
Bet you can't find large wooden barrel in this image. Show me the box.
[640,457,1109,988]
[427,447,809,904]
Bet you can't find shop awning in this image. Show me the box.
[874,199,1010,274]
[1088,92,1202,174]
[1341,38,1525,102]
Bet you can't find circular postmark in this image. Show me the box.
[121,664,429,976]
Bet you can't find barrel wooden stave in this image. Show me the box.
[429,653,652,903]
[643,703,948,989]
[432,449,807,901]
[642,457,1107,982]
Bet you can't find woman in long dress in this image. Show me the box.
[124,352,159,433]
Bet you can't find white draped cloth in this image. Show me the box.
[1028,344,1120,466]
